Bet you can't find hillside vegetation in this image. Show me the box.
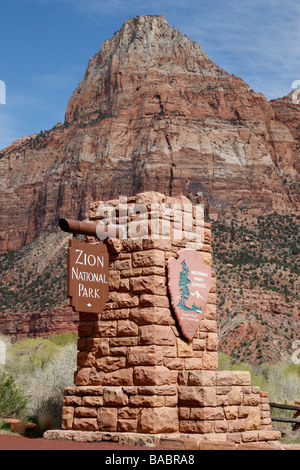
[212,213,300,366]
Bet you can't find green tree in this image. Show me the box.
[0,371,28,419]
[177,261,190,310]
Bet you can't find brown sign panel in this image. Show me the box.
[168,249,212,342]
[67,239,109,313]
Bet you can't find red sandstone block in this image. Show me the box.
[185,357,203,370]
[243,394,261,406]
[74,367,90,386]
[237,442,281,450]
[102,367,134,386]
[158,436,199,450]
[206,333,218,351]
[143,239,172,251]
[139,294,170,308]
[132,249,165,268]
[178,387,204,406]
[227,432,242,444]
[198,319,217,333]
[241,431,258,442]
[98,408,117,432]
[96,356,126,373]
[162,345,177,357]
[129,395,165,407]
[111,339,138,350]
[74,386,104,396]
[94,321,117,337]
[176,338,193,357]
[205,304,217,320]
[127,345,163,366]
[117,419,138,433]
[89,368,105,385]
[216,371,233,386]
[202,352,218,370]
[120,267,143,278]
[214,420,228,433]
[102,309,130,320]
[134,366,172,386]
[61,407,74,430]
[164,395,177,407]
[63,396,82,406]
[163,357,184,370]
[109,270,120,290]
[109,292,140,309]
[257,430,281,441]
[73,418,98,432]
[122,239,143,252]
[103,387,129,406]
[74,407,98,418]
[190,407,225,421]
[117,319,138,336]
[178,371,188,385]
[106,238,122,254]
[238,406,250,418]
[224,406,239,420]
[137,386,177,397]
[82,396,103,406]
[130,307,173,326]
[119,279,130,292]
[198,441,237,451]
[232,371,251,386]
[228,386,243,405]
[203,387,217,407]
[178,407,190,420]
[227,419,247,433]
[142,266,166,276]
[192,338,206,351]
[179,420,214,434]
[77,351,95,367]
[118,407,140,419]
[139,325,176,346]
[138,407,179,433]
[130,275,167,296]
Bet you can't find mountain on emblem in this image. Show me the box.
[168,249,212,341]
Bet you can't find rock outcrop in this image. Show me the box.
[0,15,299,253]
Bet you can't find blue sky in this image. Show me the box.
[0,0,299,150]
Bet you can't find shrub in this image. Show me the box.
[0,371,28,419]
[2,334,77,431]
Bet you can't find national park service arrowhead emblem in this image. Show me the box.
[168,249,212,341]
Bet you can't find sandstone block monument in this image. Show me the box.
[44,192,281,449]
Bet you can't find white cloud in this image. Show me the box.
[177,0,300,99]
[0,109,20,151]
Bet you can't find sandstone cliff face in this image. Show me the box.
[0,15,299,253]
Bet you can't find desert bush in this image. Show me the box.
[1,334,77,430]
[0,371,28,419]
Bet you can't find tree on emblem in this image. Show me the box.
[177,260,202,313]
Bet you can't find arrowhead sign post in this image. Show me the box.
[67,239,109,314]
[168,249,212,342]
